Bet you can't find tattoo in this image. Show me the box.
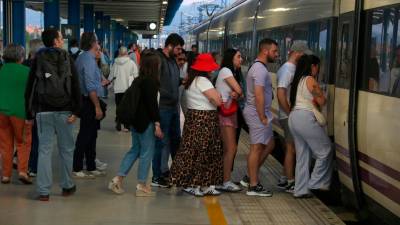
[311,84,323,98]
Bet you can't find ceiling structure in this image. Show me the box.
[26,0,183,35]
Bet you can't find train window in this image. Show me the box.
[363,7,400,97]
[229,32,252,66]
[317,21,329,86]
[336,22,352,89]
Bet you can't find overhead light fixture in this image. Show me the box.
[266,7,297,12]
[153,35,158,39]
[162,1,168,5]
[149,22,157,30]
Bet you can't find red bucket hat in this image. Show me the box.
[190,53,219,72]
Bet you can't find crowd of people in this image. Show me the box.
[0,27,333,201]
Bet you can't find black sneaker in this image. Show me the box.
[38,194,50,201]
[115,123,121,131]
[277,180,288,189]
[62,185,77,197]
[151,177,169,188]
[240,175,250,188]
[285,181,295,193]
[246,183,273,197]
[162,171,170,178]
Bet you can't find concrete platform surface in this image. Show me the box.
[0,97,345,225]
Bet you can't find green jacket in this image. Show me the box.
[0,63,30,119]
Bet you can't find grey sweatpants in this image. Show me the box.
[288,110,333,196]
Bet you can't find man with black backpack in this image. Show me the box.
[25,28,81,201]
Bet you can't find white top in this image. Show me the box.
[215,67,234,102]
[277,62,296,119]
[185,76,216,110]
[293,76,314,111]
[180,63,188,79]
[109,56,138,93]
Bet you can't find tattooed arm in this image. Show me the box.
[306,76,326,107]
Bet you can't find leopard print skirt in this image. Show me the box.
[170,109,223,187]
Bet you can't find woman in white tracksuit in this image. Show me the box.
[288,55,332,198]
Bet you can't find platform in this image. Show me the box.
[0,97,345,225]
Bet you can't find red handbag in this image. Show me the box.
[219,99,238,117]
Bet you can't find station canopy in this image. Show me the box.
[26,0,183,35]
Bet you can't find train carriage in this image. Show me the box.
[188,0,400,224]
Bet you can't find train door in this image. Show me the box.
[334,11,360,205]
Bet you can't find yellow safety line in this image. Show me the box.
[203,196,228,225]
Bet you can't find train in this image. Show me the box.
[186,0,400,224]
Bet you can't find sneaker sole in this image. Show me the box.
[277,185,289,190]
[204,192,221,196]
[150,183,169,188]
[215,187,241,192]
[183,189,204,197]
[246,191,273,197]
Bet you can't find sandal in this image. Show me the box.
[136,184,155,197]
[108,177,125,194]
[18,174,33,185]
[1,177,11,184]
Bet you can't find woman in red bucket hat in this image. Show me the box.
[170,53,224,196]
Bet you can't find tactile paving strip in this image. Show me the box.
[226,132,345,225]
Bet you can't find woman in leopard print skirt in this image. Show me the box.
[170,53,223,197]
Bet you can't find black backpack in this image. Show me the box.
[70,50,81,61]
[116,77,142,126]
[35,48,72,108]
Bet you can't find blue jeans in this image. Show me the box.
[28,119,38,173]
[36,112,75,195]
[152,108,181,179]
[117,123,155,183]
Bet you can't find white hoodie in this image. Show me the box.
[109,56,138,93]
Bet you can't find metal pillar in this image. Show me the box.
[3,0,26,47]
[95,11,104,47]
[111,20,117,56]
[103,16,111,52]
[84,4,94,32]
[117,23,123,46]
[68,0,80,41]
[44,0,60,29]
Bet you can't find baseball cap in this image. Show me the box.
[290,42,313,55]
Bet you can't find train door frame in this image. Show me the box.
[334,9,365,210]
[348,0,364,210]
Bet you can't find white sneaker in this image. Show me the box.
[203,185,221,196]
[216,181,241,192]
[73,171,95,179]
[88,170,106,177]
[183,187,204,197]
[108,177,125,194]
[95,159,108,171]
